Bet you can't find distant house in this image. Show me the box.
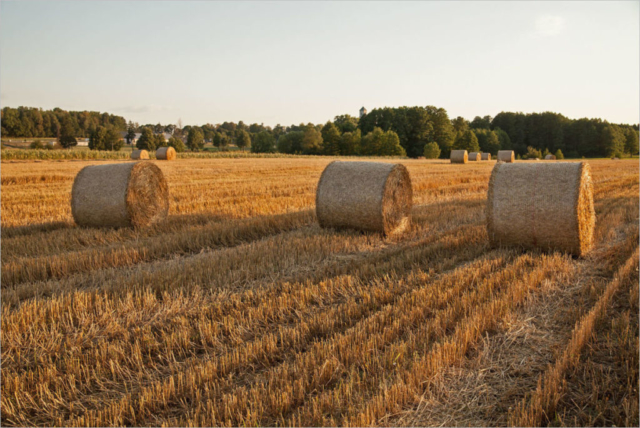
[359,106,367,118]
[77,138,89,147]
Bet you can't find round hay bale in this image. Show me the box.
[316,161,412,236]
[131,150,149,160]
[481,153,491,161]
[545,154,556,160]
[450,150,468,164]
[72,162,169,228]
[486,162,594,256]
[156,146,176,160]
[497,150,515,163]
[469,152,481,161]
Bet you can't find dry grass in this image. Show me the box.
[1,158,637,427]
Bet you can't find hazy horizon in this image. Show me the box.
[1,1,638,127]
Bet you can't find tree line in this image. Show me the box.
[2,105,638,158]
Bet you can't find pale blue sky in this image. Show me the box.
[1,1,638,126]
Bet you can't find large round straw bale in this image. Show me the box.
[131,150,149,160]
[450,150,468,164]
[497,150,515,163]
[72,162,169,228]
[545,154,556,160]
[156,146,177,160]
[481,153,491,161]
[486,162,594,256]
[316,161,412,236]
[469,152,481,161]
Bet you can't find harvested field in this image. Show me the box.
[1,157,638,427]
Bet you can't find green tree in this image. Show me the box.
[302,126,323,155]
[469,115,492,130]
[623,127,639,155]
[321,121,341,155]
[601,124,625,158]
[523,146,542,159]
[379,130,405,156]
[493,127,512,150]
[423,142,441,159]
[251,131,276,153]
[473,129,501,155]
[105,128,124,151]
[361,127,405,156]
[339,129,361,156]
[555,149,564,159]
[125,121,136,145]
[452,130,480,152]
[58,135,77,149]
[89,126,107,150]
[235,129,251,151]
[168,136,186,152]
[187,128,205,151]
[333,114,359,133]
[136,127,156,151]
[154,133,166,149]
[277,131,304,154]
[451,116,469,139]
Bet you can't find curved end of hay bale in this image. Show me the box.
[497,150,515,163]
[575,162,595,256]
[72,162,169,229]
[131,150,149,160]
[316,161,412,236]
[469,152,481,161]
[486,161,594,256]
[481,153,491,161]
[450,150,468,164]
[156,146,177,160]
[545,154,556,160]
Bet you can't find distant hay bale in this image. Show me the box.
[545,154,556,160]
[469,152,481,161]
[486,162,594,256]
[450,150,468,164]
[612,157,619,160]
[156,146,176,160]
[481,153,491,161]
[497,150,515,163]
[316,161,412,235]
[131,150,149,160]
[72,162,169,228]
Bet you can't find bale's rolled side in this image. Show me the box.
[316,161,412,235]
[156,146,177,160]
[131,150,149,160]
[497,150,515,163]
[469,152,481,161]
[450,150,468,164]
[545,154,556,160]
[486,162,594,256]
[481,153,491,161]
[72,162,169,228]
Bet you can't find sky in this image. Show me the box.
[1,1,638,126]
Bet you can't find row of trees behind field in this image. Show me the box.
[2,106,638,158]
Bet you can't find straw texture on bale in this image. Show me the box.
[71,162,169,228]
[450,150,468,164]
[469,152,481,161]
[156,146,177,160]
[316,161,412,236]
[481,153,491,161]
[486,162,594,256]
[130,150,149,160]
[545,154,556,160]
[497,150,515,163]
